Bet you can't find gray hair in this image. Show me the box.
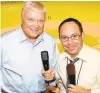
[21,1,46,17]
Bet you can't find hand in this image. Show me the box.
[46,83,60,93]
[42,67,55,81]
[68,84,91,93]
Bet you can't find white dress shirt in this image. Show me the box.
[0,26,58,93]
[57,44,100,93]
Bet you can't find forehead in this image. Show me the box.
[23,8,46,19]
[60,21,81,35]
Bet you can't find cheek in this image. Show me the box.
[39,24,44,29]
[77,40,83,47]
[23,20,31,26]
[61,42,68,48]
[26,22,32,26]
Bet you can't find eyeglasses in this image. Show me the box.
[60,34,82,42]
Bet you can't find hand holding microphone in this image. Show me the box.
[41,51,55,81]
[66,60,91,93]
[42,67,55,81]
[68,84,91,93]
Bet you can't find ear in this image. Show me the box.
[82,32,84,39]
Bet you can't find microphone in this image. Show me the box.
[41,51,49,71]
[41,51,50,84]
[67,64,76,85]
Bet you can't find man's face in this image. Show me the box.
[21,8,46,40]
[59,21,83,58]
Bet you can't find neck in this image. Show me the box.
[24,34,37,44]
[71,55,77,60]
[70,53,79,60]
[30,39,37,44]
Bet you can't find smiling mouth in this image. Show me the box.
[68,46,76,51]
[30,28,39,31]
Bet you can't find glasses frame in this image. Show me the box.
[60,34,82,42]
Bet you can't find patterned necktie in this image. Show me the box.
[70,58,79,64]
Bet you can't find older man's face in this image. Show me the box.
[59,21,83,58]
[21,8,45,41]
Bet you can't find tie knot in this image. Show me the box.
[70,58,79,64]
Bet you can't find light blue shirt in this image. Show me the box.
[1,27,58,93]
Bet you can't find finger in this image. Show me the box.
[68,88,75,93]
[45,74,54,79]
[45,74,54,80]
[45,77,53,81]
[42,68,51,75]
[47,67,54,73]
[68,84,76,88]
[41,68,46,76]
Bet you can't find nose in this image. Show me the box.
[33,20,39,28]
[67,38,73,44]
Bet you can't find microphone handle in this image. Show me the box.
[68,74,76,85]
[44,64,49,71]
[44,63,56,85]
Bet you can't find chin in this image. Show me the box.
[68,50,78,55]
[30,33,39,37]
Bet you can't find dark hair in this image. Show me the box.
[58,18,83,33]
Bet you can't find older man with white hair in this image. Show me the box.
[1,1,58,93]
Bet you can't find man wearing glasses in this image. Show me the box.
[39,17,100,92]
[55,18,100,93]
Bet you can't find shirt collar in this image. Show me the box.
[18,26,27,43]
[77,43,88,62]
[37,32,44,42]
[33,33,44,47]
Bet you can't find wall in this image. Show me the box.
[1,1,100,51]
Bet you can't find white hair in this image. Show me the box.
[22,1,46,16]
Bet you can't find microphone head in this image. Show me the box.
[67,64,76,85]
[41,51,49,71]
[41,51,49,61]
[67,64,75,75]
